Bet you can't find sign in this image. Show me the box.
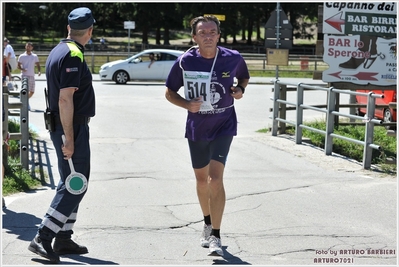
[265,9,292,29]
[322,35,397,85]
[323,2,397,37]
[266,49,289,66]
[65,173,88,195]
[203,14,225,21]
[322,2,397,86]
[265,7,293,49]
[124,21,135,29]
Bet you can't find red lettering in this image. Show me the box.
[328,38,352,47]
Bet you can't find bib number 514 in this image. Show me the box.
[186,81,207,100]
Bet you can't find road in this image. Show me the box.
[2,77,397,266]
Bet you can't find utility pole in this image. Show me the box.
[275,2,281,79]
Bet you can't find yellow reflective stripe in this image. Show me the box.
[66,42,84,62]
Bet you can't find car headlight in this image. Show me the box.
[100,66,108,71]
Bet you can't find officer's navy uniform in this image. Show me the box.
[28,7,96,263]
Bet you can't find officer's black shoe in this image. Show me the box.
[28,235,60,264]
[53,238,88,255]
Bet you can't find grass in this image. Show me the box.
[259,119,397,175]
[3,119,43,196]
[3,157,42,196]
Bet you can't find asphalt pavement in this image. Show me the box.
[2,75,397,266]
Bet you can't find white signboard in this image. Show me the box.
[323,2,397,35]
[124,21,135,29]
[322,35,397,85]
[322,2,397,85]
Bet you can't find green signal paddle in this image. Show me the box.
[62,135,88,195]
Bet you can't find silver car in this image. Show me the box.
[99,49,184,84]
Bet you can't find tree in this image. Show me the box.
[281,3,319,40]
[2,2,320,50]
[156,3,184,45]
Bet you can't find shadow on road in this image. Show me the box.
[31,255,119,265]
[212,246,251,265]
[29,138,57,189]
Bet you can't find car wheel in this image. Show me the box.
[114,70,129,84]
[384,108,392,123]
[383,108,396,130]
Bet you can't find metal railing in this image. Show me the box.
[270,79,384,169]
[2,77,30,169]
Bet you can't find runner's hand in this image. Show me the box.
[187,97,203,113]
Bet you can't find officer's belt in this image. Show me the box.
[54,115,90,125]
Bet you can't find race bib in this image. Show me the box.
[183,71,213,111]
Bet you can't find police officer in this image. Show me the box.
[28,7,96,263]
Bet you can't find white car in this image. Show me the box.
[99,49,184,84]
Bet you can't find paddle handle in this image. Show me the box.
[61,135,76,173]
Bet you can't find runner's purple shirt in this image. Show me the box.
[166,46,250,141]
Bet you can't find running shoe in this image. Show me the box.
[208,235,223,256]
[200,224,212,248]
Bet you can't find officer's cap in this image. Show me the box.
[68,7,96,30]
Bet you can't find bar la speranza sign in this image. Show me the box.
[322,2,397,85]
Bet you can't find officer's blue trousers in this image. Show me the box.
[38,122,90,240]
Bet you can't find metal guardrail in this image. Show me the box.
[2,77,30,169]
[270,79,384,169]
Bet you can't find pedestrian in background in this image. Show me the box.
[27,7,96,264]
[3,37,17,81]
[17,42,41,110]
[165,15,249,257]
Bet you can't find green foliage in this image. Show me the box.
[3,119,42,196]
[256,128,269,133]
[7,119,21,158]
[3,157,42,196]
[6,118,38,158]
[7,118,20,132]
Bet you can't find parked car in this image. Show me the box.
[99,49,184,84]
[355,89,397,124]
